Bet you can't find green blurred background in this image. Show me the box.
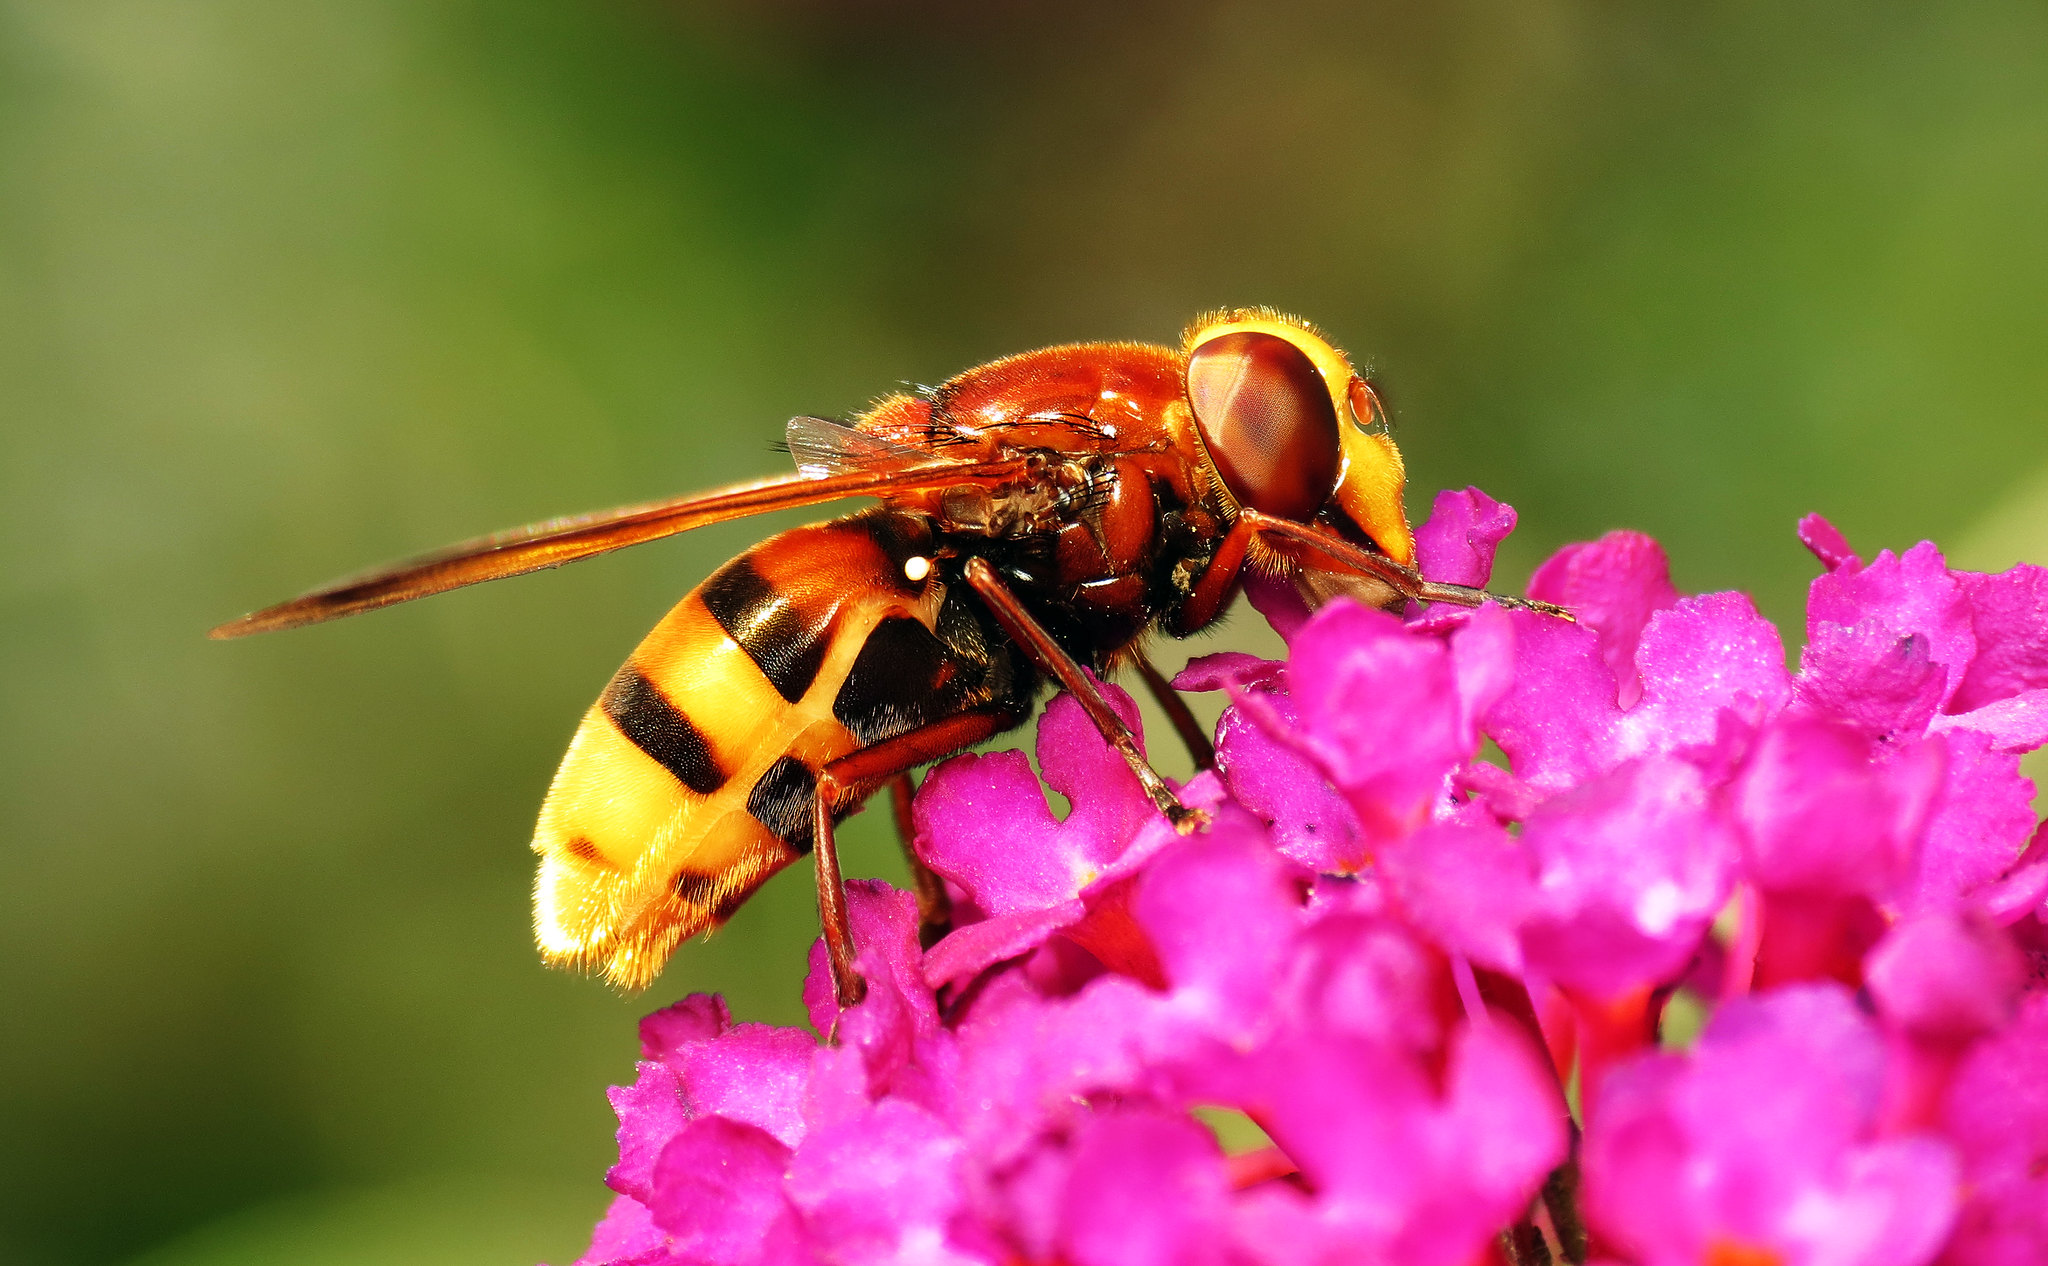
[5,1,2047,1262]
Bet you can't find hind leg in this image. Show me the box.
[810,709,1016,1008]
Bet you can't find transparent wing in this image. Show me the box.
[784,415,933,478]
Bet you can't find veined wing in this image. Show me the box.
[783,415,933,478]
[210,457,1027,639]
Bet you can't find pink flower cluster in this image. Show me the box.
[572,490,2048,1266]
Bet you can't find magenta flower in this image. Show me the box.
[1792,531,2048,915]
[566,492,2048,1266]
[1867,910,2028,1137]
[1583,985,1960,1266]
[1938,993,2048,1266]
[1413,485,1521,591]
[912,681,1180,990]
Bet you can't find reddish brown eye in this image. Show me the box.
[1185,331,1343,520]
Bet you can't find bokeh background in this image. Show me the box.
[5,1,2048,1262]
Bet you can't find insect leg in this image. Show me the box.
[888,773,954,948]
[811,708,1018,1008]
[961,557,1205,834]
[1130,652,1215,771]
[1239,510,1574,619]
[1413,578,1573,618]
[1165,516,1258,636]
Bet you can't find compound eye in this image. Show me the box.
[1186,331,1343,521]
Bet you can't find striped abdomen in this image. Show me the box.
[532,509,1023,990]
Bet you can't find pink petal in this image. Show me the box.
[916,749,1071,916]
[1805,541,1975,713]
[1426,1020,1574,1243]
[949,973,1169,1172]
[644,1116,799,1263]
[1528,532,1680,709]
[1517,757,1737,999]
[1414,486,1517,589]
[1244,568,1314,641]
[802,882,939,1098]
[1451,601,1519,729]
[574,1193,669,1266]
[1171,651,1285,693]
[785,1099,980,1265]
[1287,601,1474,835]
[1057,1111,1231,1266]
[1246,1020,1564,1266]
[1865,911,2025,1044]
[1378,818,1534,974]
[1212,691,1362,873]
[1278,910,1452,1056]
[1799,512,1862,573]
[1618,593,1792,761]
[1584,985,1960,1266]
[1134,810,1306,1019]
[675,1024,818,1149]
[1970,822,2048,925]
[639,993,730,1061]
[1036,683,1157,858]
[1731,717,1944,902]
[1952,564,2048,714]
[1485,610,1624,793]
[916,685,1157,932]
[1904,729,2041,915]
[1931,688,2048,753]
[924,900,1084,990]
[1796,623,1947,744]
[607,1061,689,1207]
[1941,994,2048,1265]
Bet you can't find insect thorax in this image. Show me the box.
[935,452,1216,670]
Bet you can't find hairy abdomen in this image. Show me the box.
[531,509,1018,990]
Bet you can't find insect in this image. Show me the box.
[214,308,1563,1006]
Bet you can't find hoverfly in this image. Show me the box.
[214,308,1562,1006]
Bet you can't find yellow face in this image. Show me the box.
[1182,309,1414,567]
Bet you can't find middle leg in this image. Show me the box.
[888,773,954,948]
[962,556,1204,833]
[1130,651,1215,771]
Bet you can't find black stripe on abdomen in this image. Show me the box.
[833,615,966,745]
[747,756,818,854]
[600,666,726,794]
[700,556,832,703]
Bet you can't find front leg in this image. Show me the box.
[1239,509,1575,619]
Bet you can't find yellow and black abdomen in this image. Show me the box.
[532,509,1025,990]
